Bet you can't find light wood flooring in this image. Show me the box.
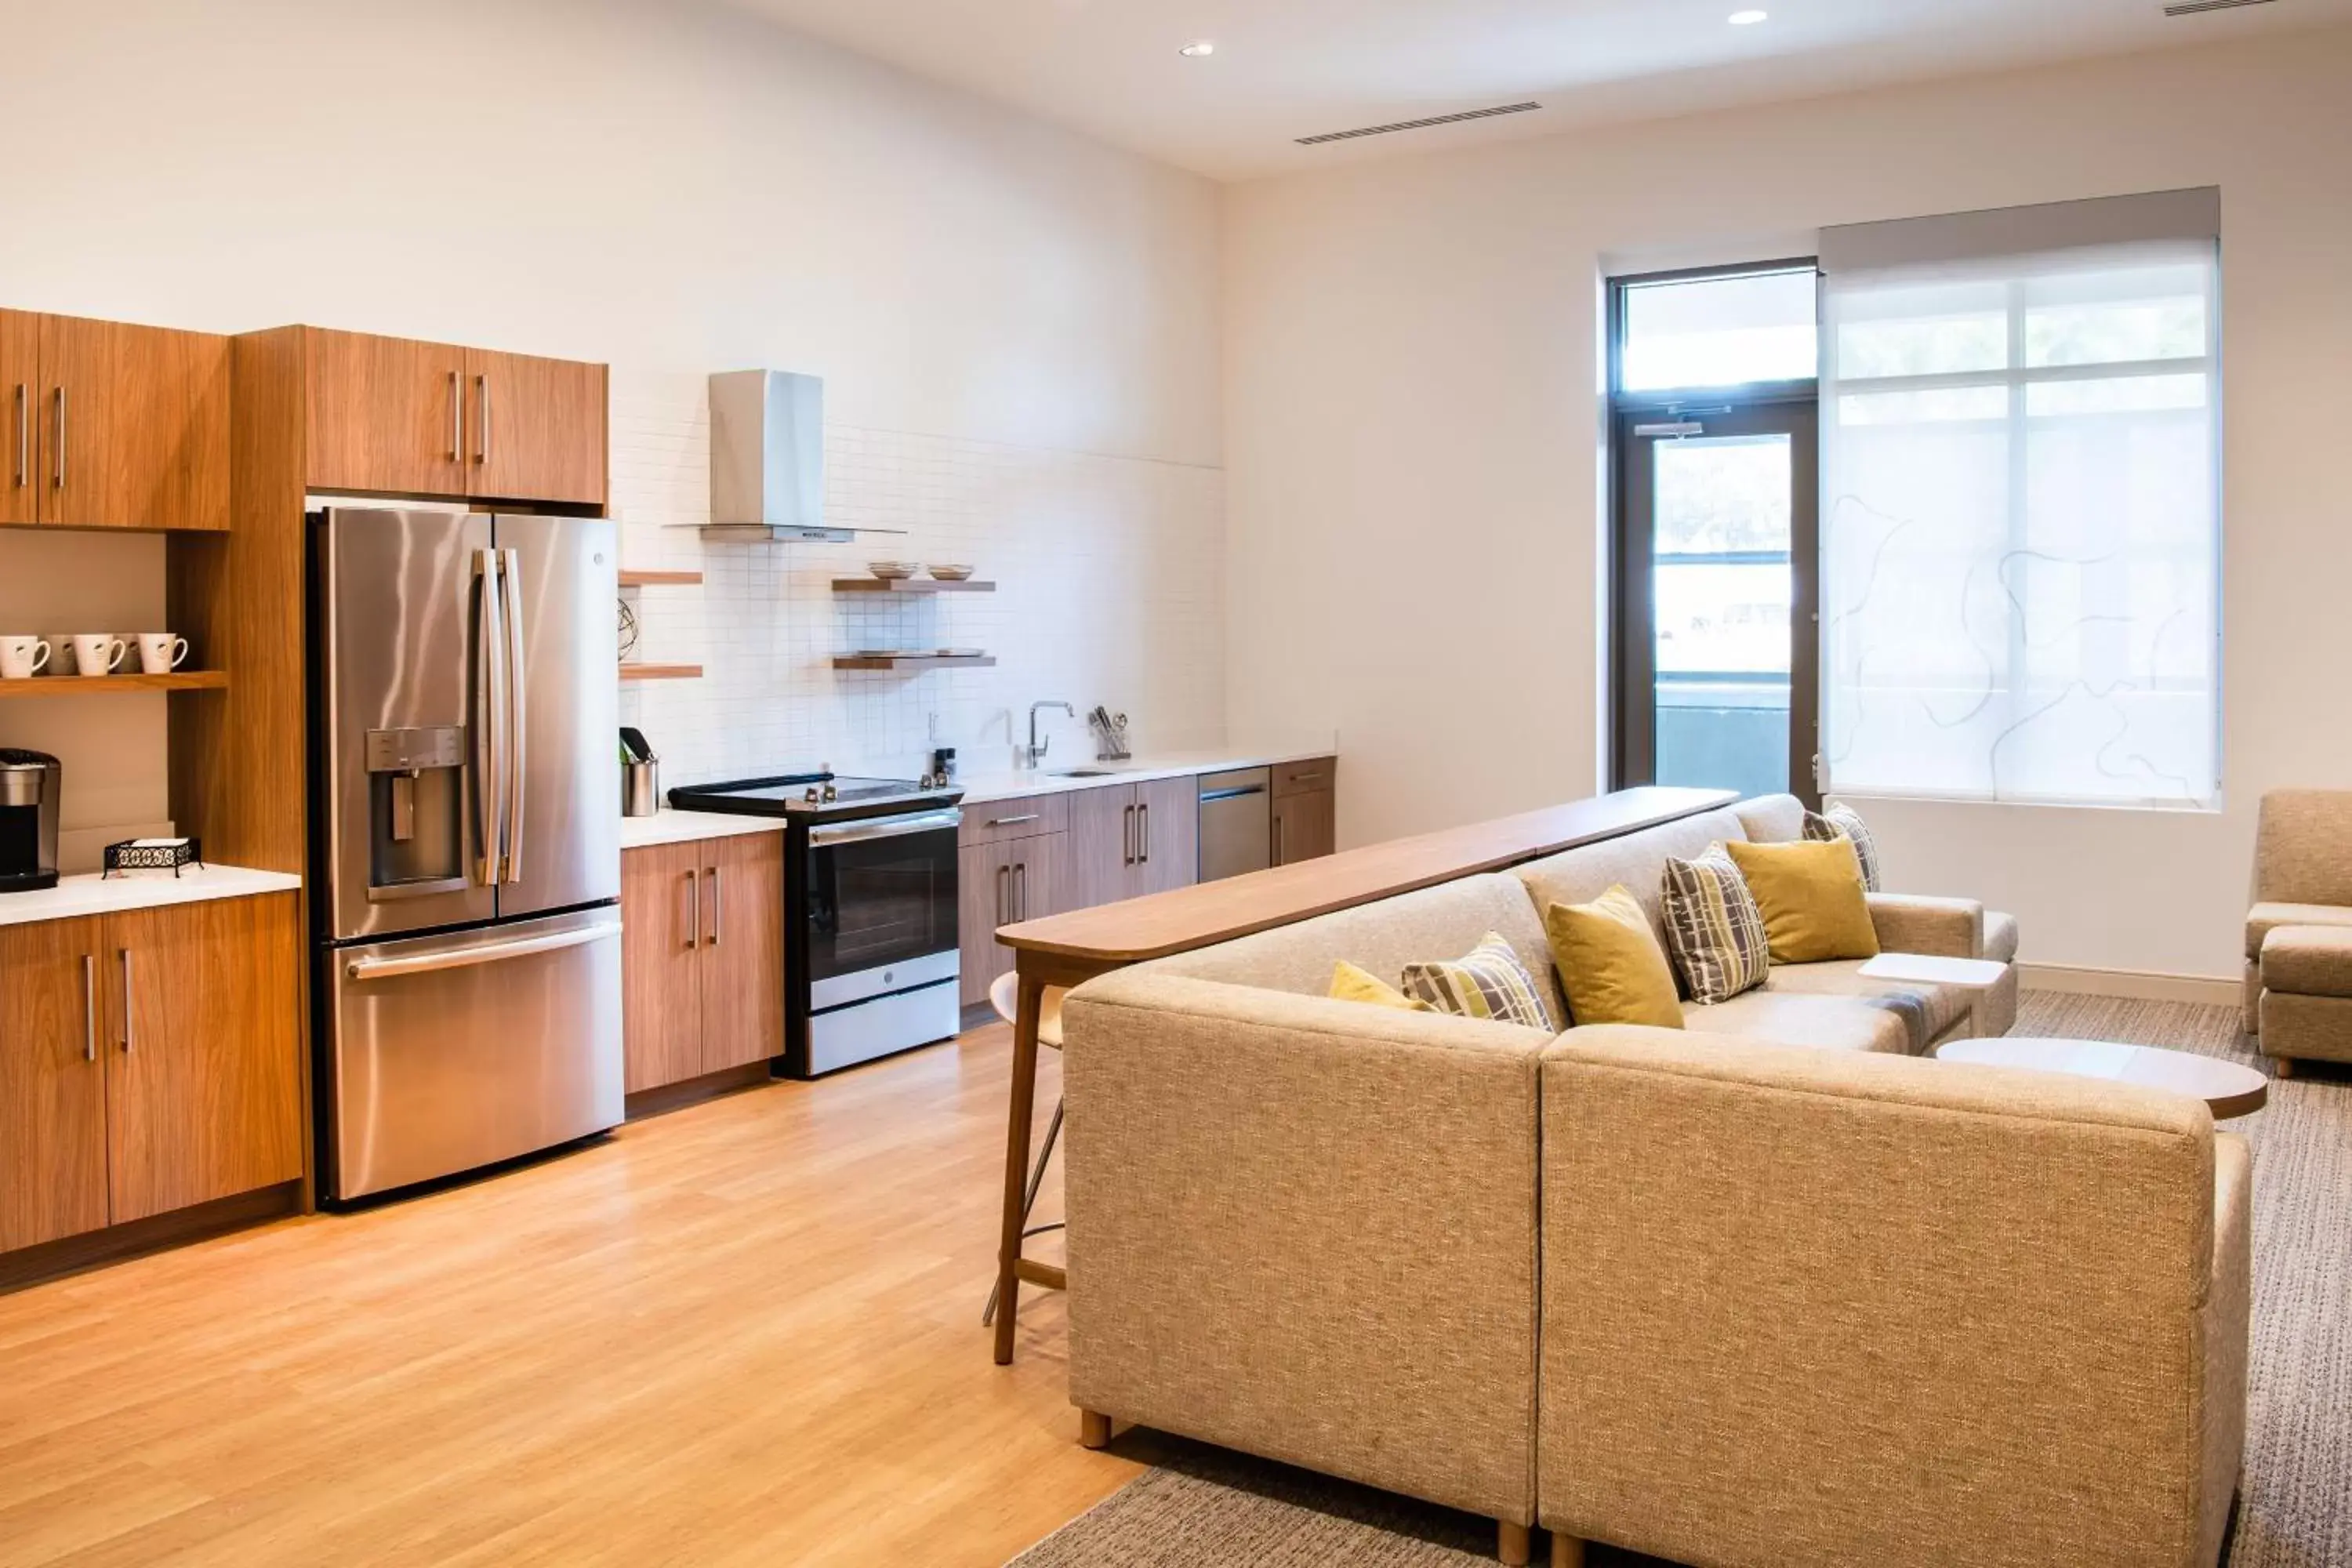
[0,1025,1134,1567]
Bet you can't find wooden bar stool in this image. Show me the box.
[983,970,1066,1327]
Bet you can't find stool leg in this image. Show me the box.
[983,1096,1065,1326]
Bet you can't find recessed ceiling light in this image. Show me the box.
[1728,9,1769,22]
[1178,40,1215,57]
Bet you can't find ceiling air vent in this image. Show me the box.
[2162,0,2277,13]
[1296,101,1541,147]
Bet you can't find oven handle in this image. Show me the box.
[806,808,964,848]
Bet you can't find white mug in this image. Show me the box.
[136,633,191,674]
[71,634,128,677]
[0,635,51,679]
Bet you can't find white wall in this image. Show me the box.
[1223,25,2352,981]
[3,0,1224,852]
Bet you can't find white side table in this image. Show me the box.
[1859,952,2009,1040]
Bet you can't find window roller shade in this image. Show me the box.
[1820,187,2220,275]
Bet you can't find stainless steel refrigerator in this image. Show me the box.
[310,506,622,1202]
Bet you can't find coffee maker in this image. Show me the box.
[0,749,60,892]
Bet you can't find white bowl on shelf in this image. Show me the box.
[867,561,920,580]
[927,563,975,581]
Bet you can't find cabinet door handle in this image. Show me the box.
[1139,802,1151,865]
[476,374,491,464]
[449,370,463,462]
[53,386,66,489]
[1122,803,1134,866]
[996,863,1010,925]
[82,954,96,1062]
[118,949,133,1054]
[707,866,722,947]
[1014,862,1027,921]
[11,383,24,488]
[1288,771,1326,786]
[683,867,699,950]
[1273,814,1284,866]
[988,813,1040,828]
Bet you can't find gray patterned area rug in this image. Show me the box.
[1011,993,2352,1567]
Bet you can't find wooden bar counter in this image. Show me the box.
[985,784,1737,1363]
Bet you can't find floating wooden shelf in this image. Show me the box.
[619,663,703,682]
[830,578,996,595]
[0,670,230,698]
[832,653,997,671]
[619,569,703,588]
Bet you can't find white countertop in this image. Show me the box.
[619,808,789,851]
[0,863,303,928]
[955,744,1337,804]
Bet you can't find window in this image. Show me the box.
[1819,238,2220,808]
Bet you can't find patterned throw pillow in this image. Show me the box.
[1803,801,1883,891]
[1400,932,1559,1031]
[1329,960,1434,1011]
[1658,843,1770,1005]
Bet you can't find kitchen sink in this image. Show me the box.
[1051,768,1121,778]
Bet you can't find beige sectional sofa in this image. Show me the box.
[1061,795,2246,1567]
[2245,788,2352,1073]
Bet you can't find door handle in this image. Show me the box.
[707,866,722,947]
[1123,803,1134,866]
[996,863,1010,925]
[500,546,527,883]
[473,548,505,884]
[448,370,462,462]
[82,953,96,1062]
[1138,802,1150,865]
[1014,862,1027,921]
[345,924,619,981]
[52,386,66,489]
[476,374,491,465]
[684,867,699,950]
[11,383,24,488]
[1273,814,1284,866]
[118,949,133,1054]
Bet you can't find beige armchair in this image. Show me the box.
[2245,789,2352,1073]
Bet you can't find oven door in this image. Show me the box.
[804,808,961,1001]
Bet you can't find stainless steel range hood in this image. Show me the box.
[702,369,902,546]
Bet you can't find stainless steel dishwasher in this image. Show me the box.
[1196,767,1272,881]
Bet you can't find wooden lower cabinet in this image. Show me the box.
[1272,789,1338,866]
[621,832,786,1095]
[0,916,111,1252]
[0,893,302,1257]
[1132,775,1199,896]
[1066,777,1199,908]
[956,832,1065,1008]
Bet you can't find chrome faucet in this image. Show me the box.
[1019,701,1075,770]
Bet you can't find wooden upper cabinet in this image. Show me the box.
[466,347,607,506]
[0,310,37,527]
[0,916,111,1252]
[303,328,470,497]
[698,833,785,1075]
[102,895,303,1224]
[36,314,229,531]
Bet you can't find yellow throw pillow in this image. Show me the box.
[1722,838,1881,964]
[1329,960,1433,1011]
[1544,885,1684,1029]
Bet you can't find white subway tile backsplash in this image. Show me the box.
[611,371,1225,786]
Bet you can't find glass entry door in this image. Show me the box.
[1614,402,1818,803]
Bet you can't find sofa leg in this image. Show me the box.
[1497,1521,1530,1566]
[1078,1410,1112,1450]
[2274,1055,2296,1080]
[1552,1534,1587,1568]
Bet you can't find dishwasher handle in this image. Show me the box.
[1197,784,1266,804]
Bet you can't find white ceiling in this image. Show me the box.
[719,0,2350,181]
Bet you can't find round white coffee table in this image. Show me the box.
[1937,1036,2269,1120]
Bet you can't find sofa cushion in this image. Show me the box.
[2245,900,2352,960]
[1680,989,1910,1054]
[1403,932,1559,1030]
[1804,802,1884,891]
[1544,886,1684,1029]
[1660,844,1772,1006]
[2259,925,2352,998]
[1984,910,2020,965]
[1725,839,1881,964]
[1764,958,1969,1049]
[1733,793,1807,846]
[2256,789,2352,906]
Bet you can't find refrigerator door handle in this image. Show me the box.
[344,922,619,982]
[474,546,508,884]
[500,545,528,883]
